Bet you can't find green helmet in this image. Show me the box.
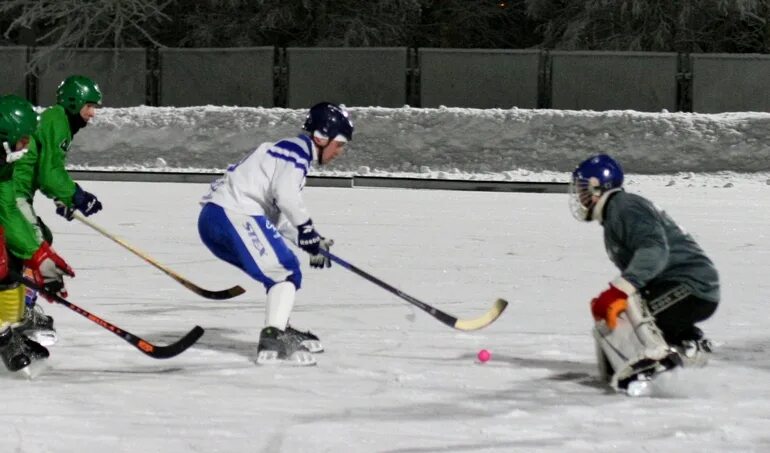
[0,95,38,150]
[56,75,103,114]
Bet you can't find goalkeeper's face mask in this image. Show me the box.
[569,176,601,222]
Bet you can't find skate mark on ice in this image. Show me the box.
[546,371,611,392]
[715,337,770,371]
[36,366,187,383]
[187,327,258,360]
[456,352,595,373]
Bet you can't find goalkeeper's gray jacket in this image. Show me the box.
[599,190,719,303]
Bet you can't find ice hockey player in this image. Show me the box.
[12,75,103,345]
[198,102,353,366]
[570,154,719,392]
[0,95,75,374]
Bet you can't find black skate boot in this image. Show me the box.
[18,303,57,347]
[256,327,316,366]
[285,324,324,353]
[22,336,49,361]
[0,326,31,372]
[674,326,712,367]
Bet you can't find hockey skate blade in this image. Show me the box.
[15,360,50,380]
[23,329,58,347]
[625,379,653,397]
[453,299,508,331]
[300,340,324,354]
[256,350,317,367]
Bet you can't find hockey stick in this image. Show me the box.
[73,213,245,300]
[11,272,204,359]
[320,250,508,331]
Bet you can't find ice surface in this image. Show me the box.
[1,177,767,452]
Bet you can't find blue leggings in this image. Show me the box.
[198,203,301,291]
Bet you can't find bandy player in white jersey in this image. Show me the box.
[198,102,353,365]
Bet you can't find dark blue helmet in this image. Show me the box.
[570,154,624,221]
[303,102,354,142]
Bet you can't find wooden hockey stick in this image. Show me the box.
[320,250,508,331]
[73,213,245,300]
[11,272,204,359]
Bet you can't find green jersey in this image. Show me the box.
[13,105,77,206]
[0,139,42,260]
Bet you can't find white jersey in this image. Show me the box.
[202,134,316,238]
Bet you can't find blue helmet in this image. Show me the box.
[303,102,354,142]
[569,154,624,221]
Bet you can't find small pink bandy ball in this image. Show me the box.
[477,349,491,363]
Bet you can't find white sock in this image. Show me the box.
[265,281,296,331]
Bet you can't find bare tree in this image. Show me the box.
[1,0,171,70]
[525,0,768,53]
[155,0,423,48]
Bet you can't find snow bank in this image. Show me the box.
[71,106,770,174]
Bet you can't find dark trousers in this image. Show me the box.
[640,281,718,345]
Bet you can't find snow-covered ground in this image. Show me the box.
[69,106,770,175]
[2,177,767,452]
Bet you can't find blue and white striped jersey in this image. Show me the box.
[202,134,316,237]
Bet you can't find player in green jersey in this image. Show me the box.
[0,95,75,373]
[12,75,102,346]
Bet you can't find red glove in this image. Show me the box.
[591,279,634,329]
[24,242,75,300]
[0,227,8,281]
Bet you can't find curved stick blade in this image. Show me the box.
[143,326,206,359]
[453,299,509,331]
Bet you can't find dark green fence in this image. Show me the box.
[2,47,769,112]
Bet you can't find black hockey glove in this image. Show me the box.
[56,184,102,221]
[309,238,333,269]
[72,184,103,217]
[55,202,75,221]
[297,220,333,269]
[297,219,322,254]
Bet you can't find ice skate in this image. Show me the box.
[18,303,57,347]
[670,326,712,368]
[256,327,316,366]
[16,336,50,379]
[285,324,324,353]
[618,350,682,397]
[0,325,49,378]
[674,337,713,368]
[0,325,30,372]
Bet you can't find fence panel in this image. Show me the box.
[551,51,678,112]
[35,48,146,107]
[160,47,274,107]
[419,49,540,108]
[691,54,770,113]
[286,48,407,108]
[0,47,27,97]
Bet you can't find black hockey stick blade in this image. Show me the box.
[12,273,205,359]
[176,278,245,300]
[321,250,508,331]
[142,325,205,359]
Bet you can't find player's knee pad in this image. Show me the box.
[265,281,297,330]
[594,338,613,383]
[0,285,25,325]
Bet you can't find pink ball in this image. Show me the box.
[477,349,491,363]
